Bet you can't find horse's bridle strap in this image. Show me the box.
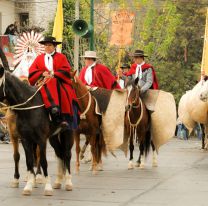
[80,92,92,119]
[128,97,143,127]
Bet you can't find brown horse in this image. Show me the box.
[125,78,157,169]
[4,109,43,188]
[70,72,106,174]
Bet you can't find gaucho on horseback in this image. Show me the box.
[124,49,159,93]
[28,36,79,134]
[79,50,121,89]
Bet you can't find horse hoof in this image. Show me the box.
[10,179,19,188]
[139,164,145,169]
[134,162,140,167]
[53,182,62,189]
[22,189,32,196]
[44,189,53,196]
[74,169,80,175]
[152,162,158,167]
[36,174,43,184]
[65,184,73,191]
[92,170,98,175]
[97,166,103,171]
[128,161,134,170]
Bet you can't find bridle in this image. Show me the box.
[0,73,51,111]
[127,85,144,137]
[128,85,141,109]
[72,77,92,119]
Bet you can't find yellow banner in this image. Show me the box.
[201,8,208,76]
[52,0,63,51]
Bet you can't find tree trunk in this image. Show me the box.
[0,47,9,71]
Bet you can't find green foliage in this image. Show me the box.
[46,0,206,105]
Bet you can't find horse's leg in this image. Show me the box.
[38,140,53,196]
[151,141,158,167]
[10,134,20,188]
[136,142,145,169]
[90,134,98,174]
[49,135,64,189]
[21,139,35,196]
[204,124,208,149]
[35,145,44,184]
[201,124,205,149]
[81,140,92,163]
[62,130,74,191]
[128,133,134,170]
[80,138,90,161]
[97,133,106,171]
[74,131,80,174]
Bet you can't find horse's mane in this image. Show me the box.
[6,71,36,93]
[5,71,37,102]
[74,76,88,91]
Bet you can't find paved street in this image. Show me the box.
[0,138,207,206]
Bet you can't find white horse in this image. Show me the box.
[178,80,208,148]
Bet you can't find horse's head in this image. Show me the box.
[70,70,82,90]
[70,70,89,99]
[125,77,141,111]
[199,80,208,102]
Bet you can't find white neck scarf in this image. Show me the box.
[135,61,145,79]
[44,51,55,71]
[84,62,96,85]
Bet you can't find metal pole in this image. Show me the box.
[90,0,94,51]
[74,0,80,74]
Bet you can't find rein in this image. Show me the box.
[127,97,143,127]
[127,96,143,140]
[76,90,92,120]
[0,77,51,111]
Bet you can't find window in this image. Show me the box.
[19,13,29,31]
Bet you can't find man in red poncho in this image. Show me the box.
[79,51,120,89]
[125,49,159,93]
[28,36,79,134]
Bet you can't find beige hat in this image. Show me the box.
[80,51,99,59]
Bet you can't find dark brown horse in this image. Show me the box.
[125,78,157,169]
[0,65,74,195]
[70,72,106,174]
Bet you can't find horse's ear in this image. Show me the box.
[0,64,5,78]
[134,77,139,86]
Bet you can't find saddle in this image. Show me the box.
[89,87,112,114]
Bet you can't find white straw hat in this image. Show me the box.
[80,51,99,59]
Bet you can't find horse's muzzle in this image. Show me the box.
[200,94,208,102]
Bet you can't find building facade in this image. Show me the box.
[0,0,57,35]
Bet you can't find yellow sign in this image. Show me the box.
[201,8,208,76]
[110,10,135,46]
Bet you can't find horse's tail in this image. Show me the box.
[143,129,151,157]
[143,114,152,157]
[95,133,106,163]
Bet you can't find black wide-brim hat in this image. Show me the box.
[39,36,62,45]
[131,49,148,57]
[120,63,130,69]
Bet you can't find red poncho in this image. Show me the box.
[126,63,159,89]
[79,63,121,89]
[29,52,78,116]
